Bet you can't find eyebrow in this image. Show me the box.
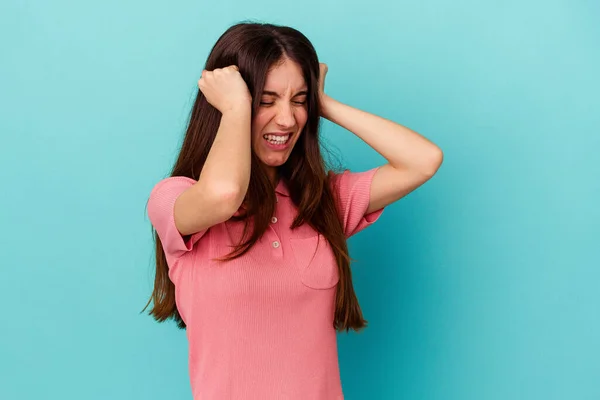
[262,90,308,98]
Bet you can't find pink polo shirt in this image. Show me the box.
[147,167,384,400]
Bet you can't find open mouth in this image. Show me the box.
[263,134,291,145]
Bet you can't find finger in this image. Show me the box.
[320,63,328,76]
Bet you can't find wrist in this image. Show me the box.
[222,100,251,116]
[319,94,335,119]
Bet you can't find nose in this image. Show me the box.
[274,103,296,129]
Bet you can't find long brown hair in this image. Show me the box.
[142,22,367,333]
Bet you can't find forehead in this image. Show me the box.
[263,58,307,92]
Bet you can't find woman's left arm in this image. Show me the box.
[319,64,443,214]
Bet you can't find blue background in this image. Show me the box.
[1,1,599,399]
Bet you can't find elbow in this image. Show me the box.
[423,148,443,177]
[212,185,245,215]
[196,179,245,216]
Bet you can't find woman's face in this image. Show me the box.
[251,57,308,181]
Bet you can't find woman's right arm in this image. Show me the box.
[175,66,252,236]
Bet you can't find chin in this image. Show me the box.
[261,157,288,167]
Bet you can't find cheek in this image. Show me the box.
[251,113,270,141]
[295,109,308,129]
[290,111,308,148]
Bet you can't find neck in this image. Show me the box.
[266,167,279,187]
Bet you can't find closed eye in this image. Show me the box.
[260,100,307,106]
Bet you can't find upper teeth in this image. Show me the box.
[263,134,290,142]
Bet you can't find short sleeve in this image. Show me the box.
[328,167,385,238]
[147,176,208,264]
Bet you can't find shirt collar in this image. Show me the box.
[275,178,290,197]
[235,178,289,215]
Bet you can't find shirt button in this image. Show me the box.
[271,216,278,223]
[272,241,280,248]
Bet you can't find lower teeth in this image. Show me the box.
[267,139,287,145]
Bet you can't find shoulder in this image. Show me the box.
[327,167,380,192]
[147,176,199,227]
[149,176,198,197]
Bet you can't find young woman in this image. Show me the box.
[145,22,442,400]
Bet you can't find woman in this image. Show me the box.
[145,22,442,400]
